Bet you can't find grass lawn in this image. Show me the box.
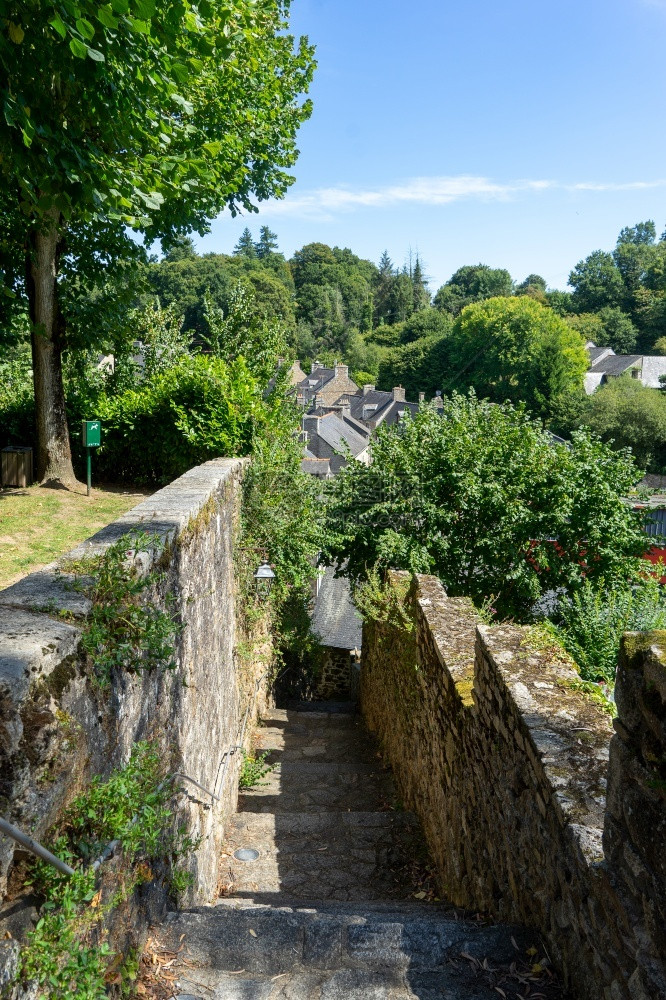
[0,483,151,590]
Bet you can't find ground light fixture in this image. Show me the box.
[253,561,275,597]
[233,848,260,862]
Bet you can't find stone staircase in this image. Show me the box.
[155,706,566,999]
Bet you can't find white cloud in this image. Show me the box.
[260,175,666,221]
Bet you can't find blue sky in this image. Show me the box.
[195,0,666,292]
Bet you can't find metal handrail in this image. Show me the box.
[0,817,75,877]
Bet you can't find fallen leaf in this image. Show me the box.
[249,928,257,937]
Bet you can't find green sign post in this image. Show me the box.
[81,420,101,496]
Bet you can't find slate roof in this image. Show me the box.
[588,355,642,375]
[346,390,418,427]
[300,457,332,478]
[587,346,615,365]
[312,565,363,651]
[314,413,369,458]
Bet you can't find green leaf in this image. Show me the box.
[75,18,95,40]
[8,22,24,44]
[86,47,105,62]
[134,0,156,17]
[49,15,67,38]
[96,5,119,28]
[69,37,88,58]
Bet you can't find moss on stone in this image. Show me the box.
[621,630,666,665]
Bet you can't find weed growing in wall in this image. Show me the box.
[17,743,194,1000]
[552,573,666,685]
[70,531,182,685]
[238,748,275,789]
[353,570,414,632]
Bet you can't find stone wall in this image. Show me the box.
[361,573,666,1000]
[0,459,271,935]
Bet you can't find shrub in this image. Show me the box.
[95,354,266,485]
[553,573,666,683]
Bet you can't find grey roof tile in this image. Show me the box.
[312,566,362,650]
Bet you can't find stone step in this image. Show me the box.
[161,904,529,977]
[172,964,533,999]
[240,762,396,813]
[221,811,424,902]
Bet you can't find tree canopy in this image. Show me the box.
[324,394,648,619]
[580,376,666,473]
[0,0,315,483]
[433,264,513,315]
[446,296,589,419]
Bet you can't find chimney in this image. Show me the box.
[418,392,425,405]
[334,364,349,379]
[434,390,443,409]
[303,413,321,433]
[392,385,406,402]
[311,361,321,374]
[363,384,375,396]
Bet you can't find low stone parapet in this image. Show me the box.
[361,573,666,1000]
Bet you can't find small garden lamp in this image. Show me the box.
[253,561,275,598]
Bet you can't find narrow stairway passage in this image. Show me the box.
[220,706,429,904]
[152,703,569,1000]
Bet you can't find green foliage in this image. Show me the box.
[0,1,315,237]
[239,403,325,663]
[353,570,414,632]
[94,354,266,485]
[580,376,666,473]
[147,250,296,342]
[239,748,275,789]
[202,281,288,382]
[433,264,513,315]
[324,392,648,619]
[553,573,666,683]
[447,296,589,420]
[0,342,33,447]
[376,334,451,398]
[569,222,666,351]
[74,531,181,686]
[19,742,188,1000]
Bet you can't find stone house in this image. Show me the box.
[301,411,371,474]
[294,362,360,408]
[584,342,666,394]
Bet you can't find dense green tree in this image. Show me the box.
[374,250,395,326]
[545,290,575,316]
[434,264,513,315]
[447,296,589,419]
[517,274,548,294]
[290,242,377,355]
[516,274,548,302]
[569,251,625,313]
[596,307,639,354]
[580,376,666,472]
[0,0,314,485]
[411,256,431,312]
[388,269,414,323]
[147,253,296,340]
[323,393,648,619]
[565,308,637,354]
[376,334,452,398]
[164,236,197,262]
[255,225,280,259]
[234,228,258,259]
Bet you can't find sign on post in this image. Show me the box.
[82,420,101,496]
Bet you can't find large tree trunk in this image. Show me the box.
[26,213,79,488]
